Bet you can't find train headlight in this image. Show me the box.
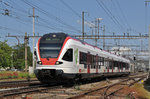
[55,61,63,65]
[37,61,42,65]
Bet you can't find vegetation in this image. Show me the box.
[0,40,12,69]
[126,83,150,99]
[13,44,32,70]
[0,71,35,80]
[0,40,32,70]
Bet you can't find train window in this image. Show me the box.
[62,48,73,62]
[39,43,62,58]
[125,63,129,69]
[114,61,117,67]
[102,58,104,65]
[109,60,113,69]
[120,62,123,69]
[34,50,37,60]
[122,63,126,68]
[91,55,95,69]
[84,64,87,68]
[98,57,101,63]
[79,52,87,64]
[34,50,37,56]
[127,64,129,69]
[105,58,109,69]
[118,62,120,68]
[100,57,104,66]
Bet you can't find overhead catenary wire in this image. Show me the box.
[96,0,125,31]
[2,0,81,34]
[110,0,133,49]
[110,0,128,31]
[60,0,96,29]
[21,0,82,34]
[59,0,81,18]
[145,2,148,33]
[0,25,24,33]
[0,0,80,34]
[1,0,29,15]
[3,0,92,35]
[115,0,131,30]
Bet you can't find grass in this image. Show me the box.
[0,71,36,81]
[126,83,150,99]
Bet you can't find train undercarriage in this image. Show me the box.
[34,69,130,84]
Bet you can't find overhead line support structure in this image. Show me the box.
[145,1,150,6]
[145,0,150,71]
[72,35,149,39]
[6,33,20,46]
[6,33,40,73]
[24,33,28,72]
[82,11,84,41]
[103,25,105,49]
[29,8,38,71]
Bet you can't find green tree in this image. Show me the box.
[13,44,32,70]
[0,40,13,69]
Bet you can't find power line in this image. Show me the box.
[96,0,125,31]
[36,0,71,15]
[0,25,24,33]
[1,0,28,15]
[59,0,95,35]
[0,2,76,33]
[145,1,149,33]
[37,17,77,33]
[21,0,82,33]
[72,34,149,39]
[59,0,81,18]
[110,0,128,31]
[115,0,131,29]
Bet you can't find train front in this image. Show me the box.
[34,33,75,83]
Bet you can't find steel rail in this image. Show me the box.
[0,80,40,89]
[0,84,62,98]
[68,73,148,99]
[103,75,147,99]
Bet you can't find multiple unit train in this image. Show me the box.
[34,33,130,83]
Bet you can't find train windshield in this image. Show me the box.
[39,43,62,58]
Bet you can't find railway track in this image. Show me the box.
[68,73,148,99]
[0,73,148,99]
[0,83,63,98]
[0,79,40,89]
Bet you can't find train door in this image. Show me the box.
[87,52,91,73]
[96,55,98,73]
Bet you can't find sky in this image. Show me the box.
[0,0,149,53]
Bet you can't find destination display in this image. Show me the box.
[45,38,61,41]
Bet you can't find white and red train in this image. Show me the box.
[34,33,130,83]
